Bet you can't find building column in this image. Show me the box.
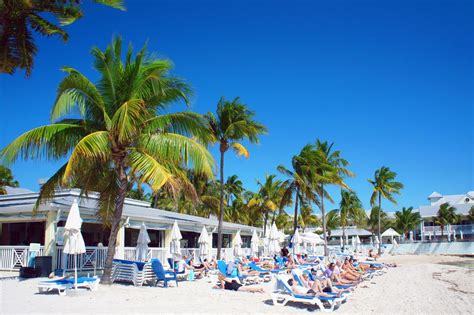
[44,210,57,270]
[420,222,424,242]
[115,225,125,259]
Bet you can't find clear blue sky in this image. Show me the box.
[0,0,472,213]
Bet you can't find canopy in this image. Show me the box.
[300,232,325,245]
[170,221,182,257]
[233,230,243,257]
[198,226,210,258]
[251,230,259,256]
[382,228,400,237]
[291,230,302,255]
[268,222,280,256]
[135,223,150,262]
[62,199,86,289]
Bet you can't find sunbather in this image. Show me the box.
[368,249,380,260]
[324,263,358,285]
[287,278,338,298]
[215,274,265,293]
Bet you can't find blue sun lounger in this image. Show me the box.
[37,277,100,296]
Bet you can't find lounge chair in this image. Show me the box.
[151,259,178,288]
[292,269,350,300]
[271,275,344,312]
[248,261,283,274]
[111,259,154,286]
[37,277,99,296]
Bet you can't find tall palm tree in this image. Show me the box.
[278,145,317,233]
[0,165,20,195]
[368,166,403,254]
[338,190,363,249]
[394,207,421,238]
[433,203,459,238]
[0,0,125,77]
[312,140,353,256]
[1,38,214,284]
[205,97,267,259]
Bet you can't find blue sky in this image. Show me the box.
[0,0,472,213]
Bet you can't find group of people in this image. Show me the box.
[213,245,392,298]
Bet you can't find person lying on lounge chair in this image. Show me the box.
[368,249,380,260]
[176,256,205,278]
[237,261,262,276]
[287,278,339,298]
[338,260,363,279]
[325,263,359,285]
[214,274,265,293]
[301,272,352,294]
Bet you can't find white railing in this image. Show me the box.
[56,246,108,272]
[423,224,473,235]
[0,246,45,271]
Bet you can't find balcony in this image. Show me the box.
[422,224,474,235]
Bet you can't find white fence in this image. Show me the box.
[0,246,253,271]
[0,246,45,271]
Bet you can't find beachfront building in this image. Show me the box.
[326,227,372,245]
[418,191,474,241]
[0,188,260,271]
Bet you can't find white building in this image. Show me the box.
[0,189,260,271]
[418,191,474,240]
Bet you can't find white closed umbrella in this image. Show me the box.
[135,223,150,262]
[393,238,398,248]
[233,230,243,258]
[63,199,86,289]
[251,230,259,256]
[340,236,343,248]
[460,230,463,240]
[356,236,361,252]
[351,236,356,248]
[409,231,414,242]
[292,230,302,255]
[374,236,380,245]
[170,221,182,258]
[268,222,280,256]
[198,226,210,258]
[428,232,432,241]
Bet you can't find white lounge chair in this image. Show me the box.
[272,275,344,312]
[37,277,99,296]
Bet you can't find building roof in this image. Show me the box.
[3,186,35,195]
[428,191,442,199]
[330,227,372,237]
[418,203,472,218]
[0,189,260,235]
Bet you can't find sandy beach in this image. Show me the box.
[1,254,473,315]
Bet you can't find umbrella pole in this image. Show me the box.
[74,254,77,290]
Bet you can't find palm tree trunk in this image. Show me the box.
[216,149,225,260]
[342,224,346,250]
[101,159,128,284]
[271,211,277,225]
[293,186,300,233]
[321,186,328,256]
[377,193,382,255]
[264,211,268,235]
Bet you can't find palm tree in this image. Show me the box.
[247,174,286,235]
[298,205,320,232]
[325,209,341,238]
[394,207,421,238]
[433,203,459,239]
[0,0,125,77]
[0,165,20,195]
[368,166,403,254]
[278,145,317,233]
[225,175,244,206]
[338,190,363,249]
[367,206,389,235]
[1,38,214,284]
[205,97,267,259]
[312,140,353,256]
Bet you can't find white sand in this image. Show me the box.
[1,255,473,314]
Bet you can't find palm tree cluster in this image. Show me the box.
[0,165,20,195]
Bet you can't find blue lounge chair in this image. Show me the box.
[249,261,283,274]
[151,259,178,288]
